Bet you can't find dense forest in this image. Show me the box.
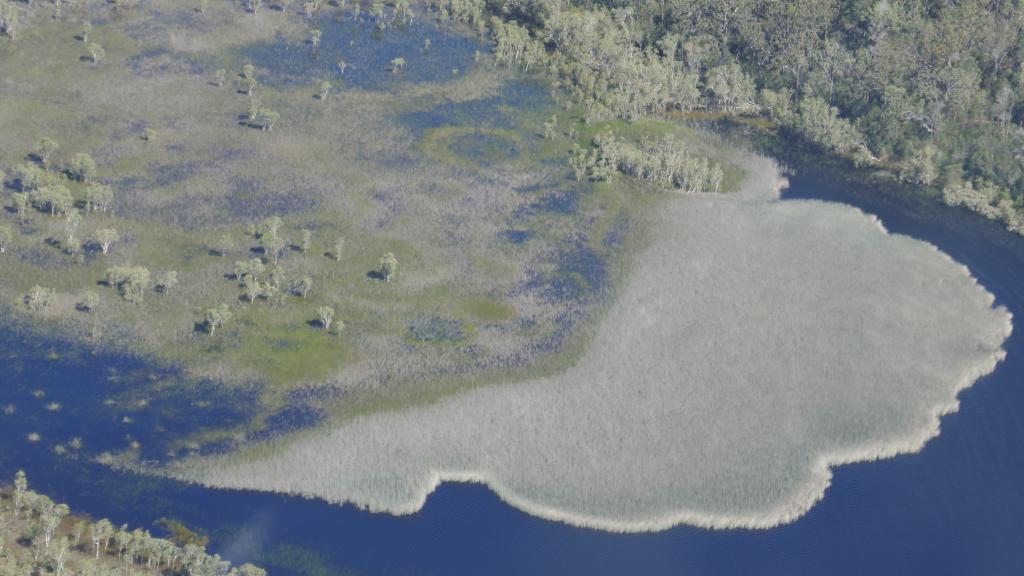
[431,0,1024,230]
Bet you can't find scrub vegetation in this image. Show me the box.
[424,0,1024,233]
[0,470,266,576]
[176,156,1011,531]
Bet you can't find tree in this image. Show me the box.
[293,275,313,298]
[156,270,178,293]
[204,304,232,335]
[242,63,255,79]
[317,305,334,330]
[62,209,83,251]
[377,252,398,282]
[79,291,99,312]
[213,233,234,256]
[390,57,405,73]
[93,227,120,254]
[261,230,286,263]
[300,228,312,253]
[311,29,322,47]
[214,68,227,87]
[243,275,263,303]
[13,471,28,518]
[70,153,97,183]
[79,22,91,42]
[237,564,268,576]
[262,216,283,236]
[143,127,157,142]
[257,108,279,131]
[85,183,114,212]
[249,0,263,14]
[12,192,30,223]
[87,42,105,63]
[35,137,59,168]
[197,0,209,14]
[24,286,55,312]
[319,80,331,101]
[332,236,344,261]
[0,225,11,253]
[105,266,151,303]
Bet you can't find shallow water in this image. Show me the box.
[2,160,1024,575]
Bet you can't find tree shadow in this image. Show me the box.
[366,269,385,281]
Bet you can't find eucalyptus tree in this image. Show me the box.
[106,266,151,303]
[214,68,227,87]
[85,183,114,212]
[35,137,59,168]
[319,80,331,101]
[0,225,11,253]
[156,271,178,293]
[332,235,344,261]
[261,230,286,263]
[24,286,54,312]
[293,275,313,297]
[311,28,322,47]
[70,152,97,183]
[258,108,279,131]
[244,76,258,96]
[262,215,283,236]
[303,2,315,18]
[79,290,99,312]
[197,0,208,14]
[390,57,405,73]
[90,519,115,558]
[205,304,232,335]
[12,192,29,222]
[62,209,83,250]
[243,275,262,303]
[377,252,398,282]
[246,99,261,123]
[93,227,119,254]
[242,63,255,79]
[79,22,91,42]
[317,305,334,330]
[87,42,105,63]
[143,127,157,142]
[213,232,234,256]
[0,4,19,39]
[300,228,312,252]
[237,564,268,576]
[13,471,28,518]
[336,60,347,76]
[13,162,45,190]
[248,0,262,14]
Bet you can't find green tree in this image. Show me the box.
[214,68,227,87]
[35,137,59,168]
[300,228,312,253]
[156,270,178,293]
[258,108,279,131]
[316,305,334,330]
[105,266,151,303]
[24,286,55,312]
[242,63,255,79]
[311,28,322,47]
[204,304,232,335]
[93,227,120,254]
[70,153,97,183]
[143,127,157,142]
[332,236,344,261]
[248,0,263,14]
[87,42,105,63]
[213,233,234,256]
[390,57,406,73]
[79,291,99,312]
[319,80,331,101]
[79,22,91,42]
[293,275,313,298]
[12,192,30,223]
[0,225,11,253]
[377,252,398,282]
[85,183,114,212]
[62,209,83,251]
[13,471,28,518]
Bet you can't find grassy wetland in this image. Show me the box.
[0,0,1014,539]
[0,0,705,446]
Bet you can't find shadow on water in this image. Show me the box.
[237,15,480,91]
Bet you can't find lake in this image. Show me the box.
[2,155,1023,575]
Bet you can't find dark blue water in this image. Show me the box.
[3,162,1024,575]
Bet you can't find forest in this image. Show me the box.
[432,0,1024,231]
